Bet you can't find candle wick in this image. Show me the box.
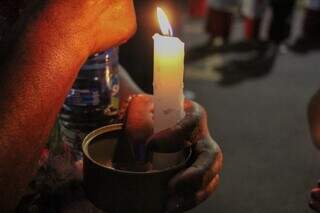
[163,29,173,37]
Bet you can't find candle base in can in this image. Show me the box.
[82,123,192,213]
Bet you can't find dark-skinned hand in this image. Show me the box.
[309,90,320,212]
[122,94,223,212]
[310,181,320,212]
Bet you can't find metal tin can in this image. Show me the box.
[82,123,192,213]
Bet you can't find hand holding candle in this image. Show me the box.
[121,94,223,211]
[114,7,222,211]
[119,8,185,165]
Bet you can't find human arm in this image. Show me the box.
[308,89,320,211]
[0,0,136,211]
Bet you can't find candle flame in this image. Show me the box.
[157,7,173,36]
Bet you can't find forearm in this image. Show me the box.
[0,5,89,210]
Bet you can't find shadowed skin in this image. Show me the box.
[124,95,223,212]
[0,0,136,211]
[308,89,320,212]
[0,1,222,212]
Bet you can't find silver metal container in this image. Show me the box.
[82,123,192,213]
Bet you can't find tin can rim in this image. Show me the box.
[82,123,192,174]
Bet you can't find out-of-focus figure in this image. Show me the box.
[269,0,295,45]
[189,0,207,18]
[305,0,320,38]
[241,0,295,46]
[291,0,320,53]
[206,0,238,46]
[241,0,268,41]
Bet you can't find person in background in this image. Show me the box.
[241,0,268,42]
[241,0,295,51]
[291,0,320,53]
[189,0,207,18]
[269,0,295,47]
[0,0,222,212]
[206,0,238,46]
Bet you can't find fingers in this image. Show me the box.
[166,175,220,213]
[147,100,202,153]
[310,187,320,212]
[168,138,222,194]
[122,94,153,144]
[310,202,320,213]
[146,128,193,153]
[308,89,320,150]
[183,175,220,212]
[312,188,320,200]
[166,139,222,212]
[196,175,220,204]
[310,199,320,212]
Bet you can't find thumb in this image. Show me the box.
[147,100,202,153]
[168,139,222,194]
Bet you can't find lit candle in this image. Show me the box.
[153,7,185,133]
[152,7,185,169]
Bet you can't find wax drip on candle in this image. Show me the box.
[157,7,173,37]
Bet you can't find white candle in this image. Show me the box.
[153,7,185,133]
